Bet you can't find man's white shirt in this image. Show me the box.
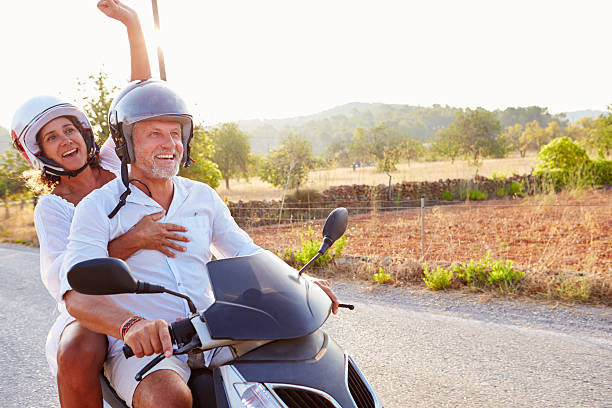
[60,176,261,358]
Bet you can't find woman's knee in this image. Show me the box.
[57,323,107,372]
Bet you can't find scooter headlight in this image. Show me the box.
[233,383,282,408]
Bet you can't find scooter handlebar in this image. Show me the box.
[123,344,135,359]
[122,324,172,359]
[339,303,355,310]
[123,318,192,359]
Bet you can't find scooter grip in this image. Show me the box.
[123,324,174,359]
[123,344,135,359]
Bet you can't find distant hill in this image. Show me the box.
[562,110,606,123]
[237,103,463,154]
[233,103,576,155]
[0,126,11,152]
[237,102,389,154]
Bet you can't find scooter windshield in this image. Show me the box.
[202,250,332,340]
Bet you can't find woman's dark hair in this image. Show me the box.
[23,115,100,194]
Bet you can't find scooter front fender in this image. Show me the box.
[216,329,382,408]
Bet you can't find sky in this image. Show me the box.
[2,0,611,130]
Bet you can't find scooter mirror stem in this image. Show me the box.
[163,288,198,314]
[297,253,322,276]
[298,236,334,276]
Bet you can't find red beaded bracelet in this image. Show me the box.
[121,315,146,340]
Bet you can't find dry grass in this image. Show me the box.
[217,154,539,202]
[0,204,38,247]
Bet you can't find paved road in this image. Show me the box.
[1,244,610,407]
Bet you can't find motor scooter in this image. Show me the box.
[68,208,383,407]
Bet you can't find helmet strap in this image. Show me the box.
[43,150,98,178]
[107,158,131,219]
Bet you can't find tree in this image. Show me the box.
[210,123,250,189]
[324,137,352,167]
[245,153,265,179]
[402,137,424,166]
[0,151,29,217]
[591,109,612,158]
[501,124,524,156]
[565,117,594,142]
[259,134,313,191]
[519,120,546,153]
[363,124,404,173]
[348,127,370,164]
[451,108,502,165]
[432,126,462,163]
[498,106,567,129]
[78,68,118,144]
[352,124,405,199]
[178,124,221,188]
[544,121,563,143]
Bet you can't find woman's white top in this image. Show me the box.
[34,137,121,376]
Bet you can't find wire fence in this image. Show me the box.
[235,197,612,273]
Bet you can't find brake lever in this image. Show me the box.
[135,353,165,381]
[134,335,201,382]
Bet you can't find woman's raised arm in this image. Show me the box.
[97,0,151,81]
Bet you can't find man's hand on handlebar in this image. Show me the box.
[123,319,174,359]
[305,276,340,315]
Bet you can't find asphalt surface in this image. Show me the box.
[1,243,610,407]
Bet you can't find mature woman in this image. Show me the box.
[11,2,188,407]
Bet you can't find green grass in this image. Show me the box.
[373,267,391,284]
[468,189,488,200]
[423,265,453,290]
[556,277,591,302]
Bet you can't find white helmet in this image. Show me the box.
[106,79,193,218]
[108,79,193,165]
[11,96,99,177]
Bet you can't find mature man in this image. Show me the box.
[59,80,339,408]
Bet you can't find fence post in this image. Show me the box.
[420,196,425,261]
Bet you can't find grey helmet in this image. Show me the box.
[11,95,99,177]
[107,79,194,218]
[108,79,193,165]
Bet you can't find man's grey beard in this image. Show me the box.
[134,148,182,179]
[150,157,180,179]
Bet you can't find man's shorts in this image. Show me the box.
[104,352,190,407]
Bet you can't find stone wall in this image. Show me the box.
[227,174,535,228]
[320,174,533,202]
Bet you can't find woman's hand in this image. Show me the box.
[108,211,189,260]
[129,211,190,257]
[97,0,137,26]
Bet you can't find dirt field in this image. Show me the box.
[245,189,612,302]
[246,189,611,270]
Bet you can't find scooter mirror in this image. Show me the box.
[68,257,138,295]
[322,207,348,243]
[298,207,349,275]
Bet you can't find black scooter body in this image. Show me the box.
[231,330,359,408]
